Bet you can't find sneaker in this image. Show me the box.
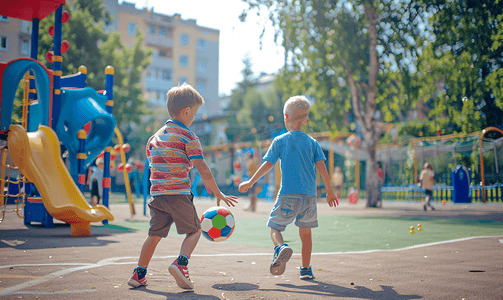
[270,244,293,275]
[168,259,194,289]
[300,266,314,280]
[127,267,147,288]
[423,205,427,211]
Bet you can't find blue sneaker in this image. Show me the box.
[270,244,293,275]
[300,266,314,280]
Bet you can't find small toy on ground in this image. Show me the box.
[201,206,235,242]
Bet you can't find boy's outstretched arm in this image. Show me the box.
[315,161,339,207]
[239,161,274,193]
[192,159,238,207]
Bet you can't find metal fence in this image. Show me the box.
[380,183,503,203]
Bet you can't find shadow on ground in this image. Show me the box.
[213,280,422,300]
[129,286,220,299]
[0,224,134,250]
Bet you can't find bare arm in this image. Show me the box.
[239,161,274,193]
[192,158,238,207]
[316,161,339,207]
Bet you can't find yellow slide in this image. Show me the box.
[8,125,114,237]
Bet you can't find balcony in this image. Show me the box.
[146,35,173,48]
[145,14,173,27]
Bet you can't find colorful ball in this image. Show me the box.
[200,206,235,242]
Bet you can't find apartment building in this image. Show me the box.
[0,15,33,62]
[102,0,219,115]
[1,1,219,112]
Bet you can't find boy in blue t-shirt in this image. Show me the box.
[239,95,339,280]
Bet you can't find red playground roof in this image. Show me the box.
[0,0,66,21]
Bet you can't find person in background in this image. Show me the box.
[419,162,435,211]
[87,157,104,206]
[330,166,344,200]
[244,152,260,212]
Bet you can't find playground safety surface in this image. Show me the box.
[1,198,502,299]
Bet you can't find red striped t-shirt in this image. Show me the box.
[146,119,203,196]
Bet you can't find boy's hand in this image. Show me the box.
[326,191,339,207]
[216,193,238,207]
[238,181,253,193]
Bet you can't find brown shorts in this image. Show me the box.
[148,193,201,237]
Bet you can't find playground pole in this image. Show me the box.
[76,130,88,191]
[479,127,503,203]
[102,147,112,224]
[114,127,135,216]
[51,5,63,128]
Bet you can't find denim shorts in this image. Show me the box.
[267,194,318,231]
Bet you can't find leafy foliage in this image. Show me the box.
[419,0,503,135]
[226,57,284,142]
[35,0,152,156]
[240,0,428,206]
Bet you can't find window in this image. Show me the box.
[0,36,7,51]
[180,33,189,45]
[162,69,172,81]
[20,20,32,34]
[148,25,155,34]
[179,55,188,67]
[128,22,136,35]
[197,39,207,51]
[160,27,167,36]
[178,76,188,84]
[159,50,166,57]
[0,16,9,22]
[21,40,29,55]
[149,90,160,100]
[197,80,206,95]
[197,61,206,72]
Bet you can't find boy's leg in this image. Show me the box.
[270,228,293,275]
[128,235,162,287]
[168,194,201,289]
[180,229,202,257]
[91,196,97,206]
[169,229,200,289]
[299,227,312,268]
[138,235,162,268]
[270,228,284,246]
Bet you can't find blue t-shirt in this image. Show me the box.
[263,131,326,197]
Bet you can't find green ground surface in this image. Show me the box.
[100,215,503,253]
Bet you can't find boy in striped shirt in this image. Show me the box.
[128,83,238,290]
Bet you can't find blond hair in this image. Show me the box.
[283,95,311,123]
[96,157,104,165]
[166,83,204,117]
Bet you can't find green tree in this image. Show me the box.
[420,0,503,133]
[226,56,284,142]
[241,0,428,207]
[225,56,255,142]
[35,0,152,157]
[114,30,152,142]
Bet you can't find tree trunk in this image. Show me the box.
[364,144,381,207]
[341,4,382,208]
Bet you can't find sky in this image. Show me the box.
[119,0,285,96]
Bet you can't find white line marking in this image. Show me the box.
[12,289,96,295]
[1,235,500,296]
